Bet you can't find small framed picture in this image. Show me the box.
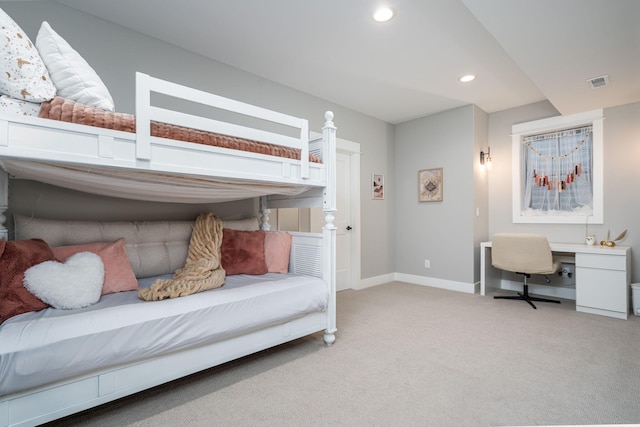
[418,168,443,202]
[372,173,384,200]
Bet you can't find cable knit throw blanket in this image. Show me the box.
[139,212,226,301]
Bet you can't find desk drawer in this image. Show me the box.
[576,253,626,270]
[575,267,628,313]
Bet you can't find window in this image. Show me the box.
[512,110,603,224]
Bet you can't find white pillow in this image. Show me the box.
[0,95,42,116]
[0,8,56,102]
[23,251,105,309]
[35,21,115,111]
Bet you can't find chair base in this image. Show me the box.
[494,284,561,309]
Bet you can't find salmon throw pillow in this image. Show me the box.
[220,229,268,275]
[264,231,292,274]
[52,238,139,295]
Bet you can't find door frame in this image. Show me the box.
[337,137,361,290]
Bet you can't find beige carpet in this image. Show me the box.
[47,282,640,426]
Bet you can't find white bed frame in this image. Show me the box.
[0,74,337,427]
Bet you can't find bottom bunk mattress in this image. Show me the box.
[0,273,328,397]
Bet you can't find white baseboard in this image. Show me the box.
[358,273,477,294]
[357,273,395,290]
[395,273,477,294]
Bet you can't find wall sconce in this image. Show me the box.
[480,147,492,169]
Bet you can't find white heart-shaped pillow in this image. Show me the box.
[23,251,105,309]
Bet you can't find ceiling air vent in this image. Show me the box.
[588,74,609,89]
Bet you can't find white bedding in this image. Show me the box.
[0,96,41,117]
[0,273,328,397]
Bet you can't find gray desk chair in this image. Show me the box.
[491,233,561,309]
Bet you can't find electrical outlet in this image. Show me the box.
[424,259,430,268]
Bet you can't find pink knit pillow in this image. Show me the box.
[52,239,139,295]
[264,231,292,274]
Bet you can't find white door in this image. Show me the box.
[334,152,352,291]
[311,145,360,291]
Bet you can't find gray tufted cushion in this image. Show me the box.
[13,215,259,278]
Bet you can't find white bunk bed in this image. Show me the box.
[0,73,337,427]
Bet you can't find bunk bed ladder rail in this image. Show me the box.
[0,116,7,239]
[321,111,337,345]
[0,168,6,240]
[135,72,310,178]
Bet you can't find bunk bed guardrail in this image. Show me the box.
[135,72,311,178]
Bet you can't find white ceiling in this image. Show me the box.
[54,0,639,124]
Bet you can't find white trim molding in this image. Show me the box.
[359,273,478,294]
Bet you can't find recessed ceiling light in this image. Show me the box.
[373,7,395,22]
[459,74,476,83]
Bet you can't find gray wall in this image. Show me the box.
[394,105,482,285]
[361,123,396,279]
[1,1,395,280]
[6,180,257,223]
[487,100,640,283]
[472,106,489,283]
[394,97,640,287]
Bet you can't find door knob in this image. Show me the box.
[346,226,352,231]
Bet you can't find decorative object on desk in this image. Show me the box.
[585,215,591,242]
[418,167,443,202]
[600,229,627,248]
[585,235,596,246]
[372,173,384,200]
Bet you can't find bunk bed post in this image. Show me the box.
[259,196,271,231]
[322,111,337,346]
[300,120,310,179]
[135,72,152,161]
[0,169,7,240]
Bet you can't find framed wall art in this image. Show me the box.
[372,173,384,200]
[418,168,443,202]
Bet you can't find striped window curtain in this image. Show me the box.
[522,126,593,216]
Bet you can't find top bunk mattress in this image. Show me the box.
[0,272,328,397]
[39,97,321,163]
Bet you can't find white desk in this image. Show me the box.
[481,241,631,319]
